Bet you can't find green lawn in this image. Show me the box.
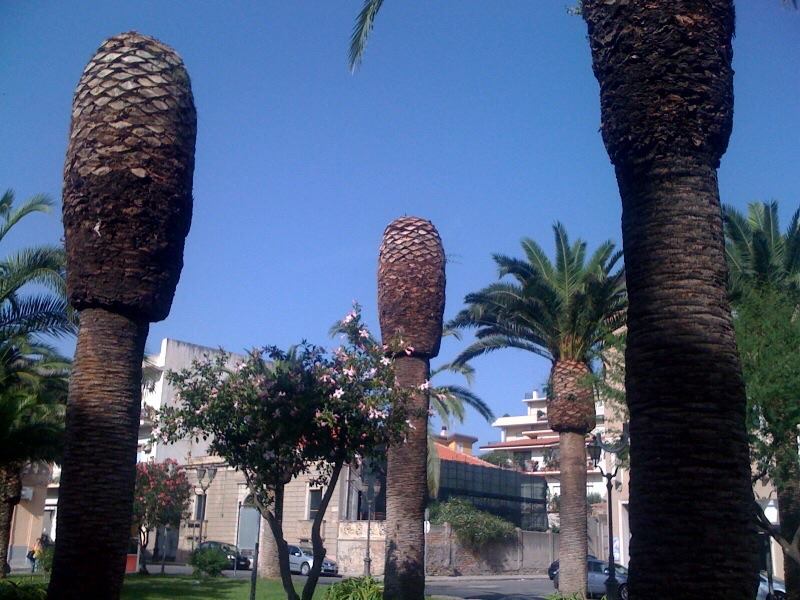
[4,574,328,600]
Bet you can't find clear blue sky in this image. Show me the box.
[1,2,798,450]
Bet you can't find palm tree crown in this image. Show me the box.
[449,223,626,368]
[723,201,800,297]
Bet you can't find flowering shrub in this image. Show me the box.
[156,305,415,600]
[132,459,192,572]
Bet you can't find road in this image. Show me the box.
[426,576,556,600]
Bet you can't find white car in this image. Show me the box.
[757,573,785,600]
[286,544,338,576]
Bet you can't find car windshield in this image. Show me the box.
[299,547,313,555]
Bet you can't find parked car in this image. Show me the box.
[757,572,786,600]
[547,554,597,580]
[195,541,250,570]
[286,544,338,576]
[553,557,628,600]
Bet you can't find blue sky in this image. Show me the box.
[1,2,798,449]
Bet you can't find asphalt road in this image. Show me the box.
[426,576,556,600]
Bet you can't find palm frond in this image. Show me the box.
[0,190,54,246]
[349,0,384,72]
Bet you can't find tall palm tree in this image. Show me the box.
[581,3,759,596]
[724,200,800,598]
[50,32,196,600]
[378,216,445,600]
[350,2,763,596]
[449,224,625,596]
[0,340,69,575]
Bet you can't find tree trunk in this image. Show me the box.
[49,308,149,600]
[264,482,299,600]
[583,2,758,597]
[0,466,21,578]
[384,355,429,600]
[302,460,343,600]
[777,436,800,600]
[547,359,594,596]
[258,515,281,579]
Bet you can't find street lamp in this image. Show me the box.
[196,466,217,544]
[588,424,629,600]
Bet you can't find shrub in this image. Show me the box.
[323,576,382,600]
[432,498,516,549]
[0,581,47,600]
[38,547,54,574]
[189,547,229,577]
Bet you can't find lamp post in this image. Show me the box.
[587,424,629,600]
[195,466,217,544]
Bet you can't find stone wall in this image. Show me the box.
[336,520,564,577]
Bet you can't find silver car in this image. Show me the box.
[554,558,628,600]
[286,544,338,576]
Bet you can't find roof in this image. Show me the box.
[491,415,540,427]
[434,443,498,468]
[480,437,560,450]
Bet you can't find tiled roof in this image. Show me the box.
[434,443,499,468]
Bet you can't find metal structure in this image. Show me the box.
[587,424,629,600]
[195,467,217,544]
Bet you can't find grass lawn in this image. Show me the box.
[5,574,328,600]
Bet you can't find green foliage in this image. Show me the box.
[0,581,47,600]
[38,547,54,574]
[449,223,626,367]
[733,285,800,486]
[479,450,513,468]
[189,547,229,577]
[431,498,516,549]
[587,492,603,505]
[323,576,382,600]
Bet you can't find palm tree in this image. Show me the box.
[581,3,759,596]
[449,224,625,596]
[0,340,69,576]
[378,216,445,600]
[50,32,196,600]
[724,201,800,598]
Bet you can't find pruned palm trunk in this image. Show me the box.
[583,2,758,597]
[548,359,595,596]
[0,466,21,578]
[50,32,195,600]
[378,217,445,600]
[384,356,430,600]
[51,310,148,597]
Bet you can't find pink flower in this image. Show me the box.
[418,380,430,391]
[405,346,415,356]
[380,357,391,366]
[359,329,370,338]
[333,388,345,399]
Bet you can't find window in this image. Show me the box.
[195,494,207,521]
[308,488,322,520]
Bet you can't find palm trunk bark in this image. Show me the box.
[384,355,429,600]
[49,308,148,600]
[258,514,281,579]
[0,466,21,578]
[583,2,758,597]
[557,432,588,595]
[547,359,594,596]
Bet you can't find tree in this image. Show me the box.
[0,341,69,576]
[725,202,800,599]
[0,189,73,576]
[132,459,192,574]
[158,307,414,600]
[50,32,196,600]
[377,216,446,600]
[448,224,625,596]
[581,3,759,597]
[350,2,762,596]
